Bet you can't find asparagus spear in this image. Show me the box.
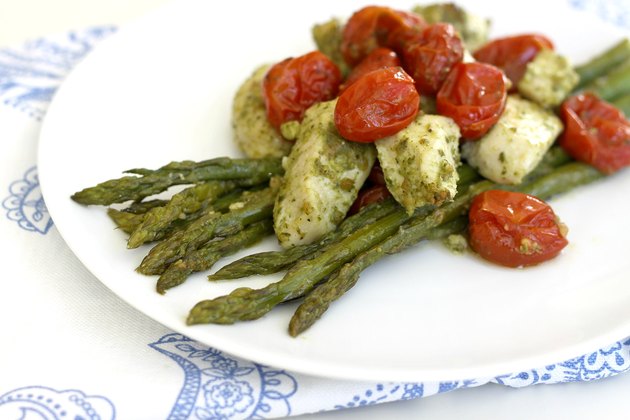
[71,157,282,205]
[288,215,470,337]
[582,59,630,102]
[288,162,603,336]
[107,208,146,234]
[207,198,401,281]
[187,181,492,326]
[208,164,481,281]
[575,38,630,89]
[156,219,274,294]
[111,188,249,241]
[127,156,259,174]
[123,199,168,214]
[188,160,605,328]
[137,186,277,275]
[186,207,415,325]
[127,181,240,248]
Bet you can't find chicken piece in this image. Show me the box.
[461,95,563,185]
[518,49,579,108]
[232,65,293,158]
[376,114,461,215]
[273,99,376,248]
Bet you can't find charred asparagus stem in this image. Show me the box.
[71,157,282,205]
[288,162,603,336]
[156,219,274,294]
[137,186,277,275]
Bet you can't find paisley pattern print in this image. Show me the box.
[0,386,115,420]
[149,333,298,419]
[3,166,53,234]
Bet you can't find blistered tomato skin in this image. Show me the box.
[468,190,569,268]
[262,51,341,131]
[436,62,508,140]
[340,6,425,67]
[340,47,401,93]
[401,23,465,95]
[473,34,554,86]
[559,93,630,175]
[334,66,420,143]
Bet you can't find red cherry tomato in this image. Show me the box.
[349,184,392,215]
[436,62,508,140]
[262,51,341,131]
[340,6,425,67]
[367,161,386,185]
[377,9,426,54]
[473,34,554,86]
[401,23,464,95]
[558,93,630,174]
[340,47,401,93]
[334,66,420,142]
[468,190,569,268]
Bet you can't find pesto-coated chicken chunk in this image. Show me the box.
[273,100,376,248]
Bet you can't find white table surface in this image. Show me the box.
[3,1,630,419]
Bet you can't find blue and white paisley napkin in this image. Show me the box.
[2,2,630,418]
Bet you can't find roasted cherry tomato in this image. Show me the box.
[340,6,425,66]
[377,9,426,53]
[436,62,508,140]
[468,190,569,268]
[334,66,420,142]
[401,23,464,95]
[558,93,630,174]
[367,161,386,185]
[349,184,391,215]
[340,47,401,93]
[262,51,341,131]
[473,34,554,86]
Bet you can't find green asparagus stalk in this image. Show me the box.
[575,38,630,89]
[187,154,562,324]
[107,208,146,234]
[288,162,603,336]
[127,181,240,248]
[582,59,630,102]
[207,198,401,281]
[288,215,471,337]
[137,186,277,275]
[186,208,415,325]
[123,199,168,214]
[518,161,603,199]
[127,156,265,174]
[71,157,282,205]
[187,180,492,326]
[207,164,480,281]
[612,93,630,117]
[156,219,274,294]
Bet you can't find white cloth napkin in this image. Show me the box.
[2,2,630,418]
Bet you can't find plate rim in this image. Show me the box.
[37,0,630,382]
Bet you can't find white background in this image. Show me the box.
[3,0,630,418]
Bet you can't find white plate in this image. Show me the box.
[38,0,630,382]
